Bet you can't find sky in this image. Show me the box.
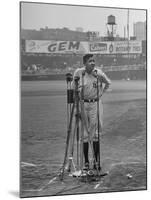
[21,2,146,37]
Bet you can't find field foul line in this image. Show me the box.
[21,161,62,192]
[38,175,62,191]
[111,161,146,167]
[22,177,58,192]
[94,183,101,189]
[21,162,37,167]
[21,161,61,168]
[22,189,42,192]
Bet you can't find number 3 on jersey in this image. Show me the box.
[93,81,97,88]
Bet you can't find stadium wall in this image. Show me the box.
[21,69,146,81]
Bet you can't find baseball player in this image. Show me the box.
[72,54,111,170]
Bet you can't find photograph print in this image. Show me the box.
[20,2,147,198]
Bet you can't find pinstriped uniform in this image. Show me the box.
[72,67,111,142]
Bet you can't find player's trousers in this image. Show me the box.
[81,99,103,143]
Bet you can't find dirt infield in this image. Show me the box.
[20,80,146,197]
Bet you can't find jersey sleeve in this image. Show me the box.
[97,68,111,91]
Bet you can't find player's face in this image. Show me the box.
[85,56,95,74]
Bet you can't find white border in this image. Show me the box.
[0,0,150,200]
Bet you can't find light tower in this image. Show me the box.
[106,15,117,41]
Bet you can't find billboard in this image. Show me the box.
[25,40,142,54]
[113,41,142,54]
[25,40,89,54]
[89,41,142,54]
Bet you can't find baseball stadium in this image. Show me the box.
[20,12,147,197]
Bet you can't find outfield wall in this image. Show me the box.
[21,69,146,81]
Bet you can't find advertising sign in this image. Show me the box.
[26,40,88,54]
[114,41,142,54]
[26,40,142,54]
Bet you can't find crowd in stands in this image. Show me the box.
[21,53,146,75]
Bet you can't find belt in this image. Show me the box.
[84,98,98,103]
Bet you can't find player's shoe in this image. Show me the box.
[83,162,89,171]
[93,162,101,171]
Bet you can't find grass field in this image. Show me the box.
[20,80,146,197]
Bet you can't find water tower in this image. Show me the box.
[106,15,117,41]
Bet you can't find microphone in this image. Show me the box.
[65,73,73,82]
[74,76,80,82]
